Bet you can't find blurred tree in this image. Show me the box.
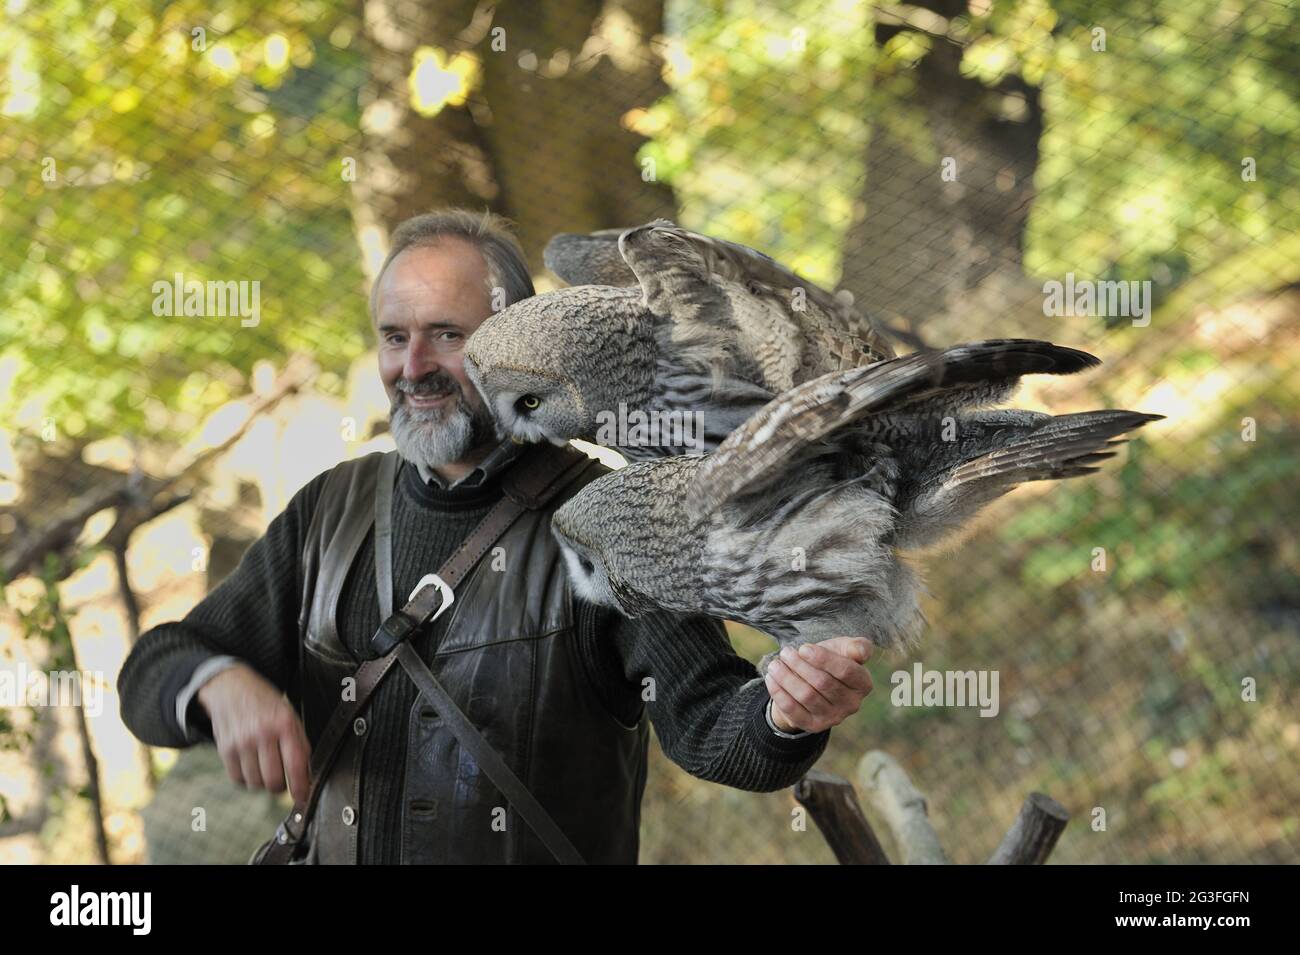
[840,0,1044,346]
[0,0,676,451]
[351,0,676,278]
[0,0,369,445]
[642,0,1300,341]
[0,0,679,587]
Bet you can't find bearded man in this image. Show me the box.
[118,209,874,864]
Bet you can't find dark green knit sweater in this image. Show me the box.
[117,454,830,863]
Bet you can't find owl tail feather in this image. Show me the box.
[894,409,1163,552]
[948,410,1163,486]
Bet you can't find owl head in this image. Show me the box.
[463,285,657,446]
[551,457,706,617]
[551,526,621,610]
[552,504,663,618]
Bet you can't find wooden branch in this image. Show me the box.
[74,683,111,866]
[111,545,141,645]
[160,354,315,491]
[794,769,891,865]
[103,489,191,651]
[2,357,311,584]
[987,792,1070,865]
[1,482,132,584]
[856,751,949,864]
[101,490,192,553]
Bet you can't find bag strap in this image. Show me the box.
[256,443,593,864]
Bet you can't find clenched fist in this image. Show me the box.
[765,637,874,734]
[197,664,312,804]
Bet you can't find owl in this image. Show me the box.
[550,339,1162,669]
[463,219,895,461]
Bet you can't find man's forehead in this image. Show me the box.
[374,241,492,323]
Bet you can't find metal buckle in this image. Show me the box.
[408,573,455,619]
[371,574,455,657]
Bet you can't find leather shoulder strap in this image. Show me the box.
[373,452,400,620]
[501,443,599,509]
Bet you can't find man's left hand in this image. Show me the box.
[765,637,874,734]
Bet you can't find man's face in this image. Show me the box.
[374,240,499,469]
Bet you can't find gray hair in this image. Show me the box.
[369,208,535,320]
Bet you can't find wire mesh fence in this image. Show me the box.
[1,0,1296,864]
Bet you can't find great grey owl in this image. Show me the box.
[463,219,895,461]
[550,339,1162,669]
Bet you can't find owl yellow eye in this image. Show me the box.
[518,394,541,412]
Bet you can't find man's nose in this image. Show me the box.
[402,337,444,383]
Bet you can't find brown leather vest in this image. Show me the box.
[294,446,649,864]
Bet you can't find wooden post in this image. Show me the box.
[987,792,1070,865]
[855,751,949,864]
[793,769,891,864]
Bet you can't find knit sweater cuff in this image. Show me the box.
[741,678,830,761]
[159,649,223,744]
[175,655,242,743]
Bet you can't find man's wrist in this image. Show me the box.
[765,698,811,739]
[177,655,242,741]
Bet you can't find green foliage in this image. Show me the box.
[1004,423,1297,601]
[1025,0,1300,284]
[646,0,879,283]
[0,554,86,758]
[0,0,369,443]
[0,553,85,666]
[649,0,1300,294]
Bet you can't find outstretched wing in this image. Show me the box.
[652,223,880,338]
[687,339,1100,520]
[545,220,897,389]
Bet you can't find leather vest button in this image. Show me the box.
[341,806,356,826]
[353,717,367,736]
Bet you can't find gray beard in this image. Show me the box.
[390,390,496,472]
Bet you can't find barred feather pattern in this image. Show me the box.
[550,339,1161,661]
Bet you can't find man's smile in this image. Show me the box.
[404,390,455,409]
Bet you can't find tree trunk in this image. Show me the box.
[351,0,675,279]
[841,1,1045,346]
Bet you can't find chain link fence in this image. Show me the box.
[1,0,1296,864]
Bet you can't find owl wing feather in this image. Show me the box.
[687,339,1101,521]
[543,221,897,380]
[643,223,896,387]
[543,229,638,286]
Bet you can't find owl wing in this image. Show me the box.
[543,228,639,287]
[544,221,897,383]
[686,339,1101,520]
[660,226,877,333]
